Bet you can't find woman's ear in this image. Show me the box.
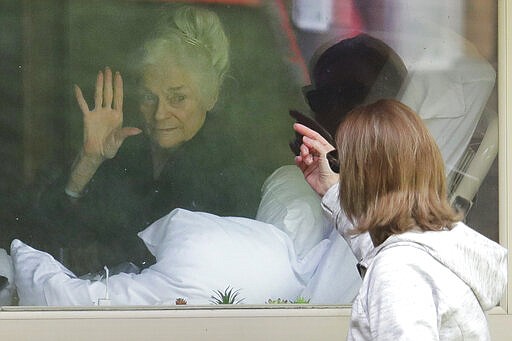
[205,89,219,111]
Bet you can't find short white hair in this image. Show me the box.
[139,6,229,108]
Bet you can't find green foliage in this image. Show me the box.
[292,296,311,304]
[266,296,311,304]
[210,286,245,304]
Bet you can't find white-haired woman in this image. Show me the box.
[22,6,232,274]
[68,6,229,196]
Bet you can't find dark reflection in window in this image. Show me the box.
[293,0,499,241]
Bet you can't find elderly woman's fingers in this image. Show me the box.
[94,70,103,109]
[113,71,123,111]
[103,67,113,108]
[114,127,142,143]
[74,85,90,115]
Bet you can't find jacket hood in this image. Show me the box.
[367,222,508,311]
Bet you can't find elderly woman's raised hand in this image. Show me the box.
[65,67,141,198]
[74,67,141,162]
[293,123,339,196]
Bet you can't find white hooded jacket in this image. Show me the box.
[321,184,508,340]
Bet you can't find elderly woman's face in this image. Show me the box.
[139,61,207,149]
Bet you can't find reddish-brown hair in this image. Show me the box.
[336,99,459,245]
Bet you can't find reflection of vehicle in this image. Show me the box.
[449,108,498,217]
[291,2,498,236]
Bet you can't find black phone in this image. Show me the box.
[289,110,340,173]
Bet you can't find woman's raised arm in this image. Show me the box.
[65,67,141,198]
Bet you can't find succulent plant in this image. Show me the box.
[292,296,311,304]
[209,286,244,304]
[266,298,289,304]
[175,298,187,305]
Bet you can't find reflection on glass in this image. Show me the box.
[295,0,498,233]
[0,0,498,308]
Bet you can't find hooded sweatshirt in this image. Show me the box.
[321,184,508,340]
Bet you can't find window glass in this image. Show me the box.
[0,0,498,308]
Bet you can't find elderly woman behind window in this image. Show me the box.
[17,6,233,275]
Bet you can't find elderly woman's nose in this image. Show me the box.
[154,99,171,120]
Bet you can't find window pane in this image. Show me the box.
[0,0,498,308]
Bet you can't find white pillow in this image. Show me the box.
[256,165,332,258]
[0,248,15,306]
[299,229,361,304]
[139,209,329,305]
[11,239,95,306]
[11,209,329,306]
[256,166,363,304]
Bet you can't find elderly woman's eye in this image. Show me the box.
[168,93,186,105]
[140,93,157,106]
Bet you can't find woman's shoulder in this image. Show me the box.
[366,242,448,288]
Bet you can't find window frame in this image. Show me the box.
[0,1,510,339]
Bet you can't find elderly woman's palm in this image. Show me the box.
[74,68,141,161]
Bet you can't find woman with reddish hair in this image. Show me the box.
[294,99,507,340]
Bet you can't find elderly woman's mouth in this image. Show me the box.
[155,127,178,132]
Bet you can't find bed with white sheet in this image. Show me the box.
[8,165,360,306]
